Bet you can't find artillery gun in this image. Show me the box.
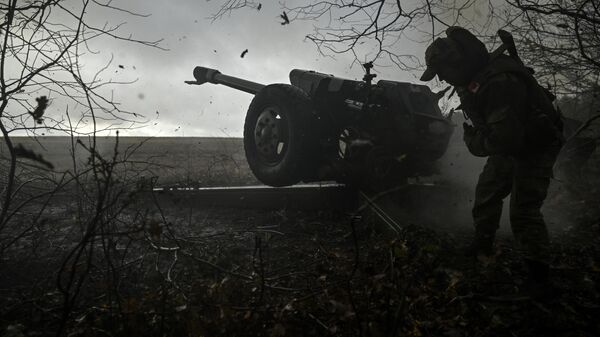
[186,63,454,188]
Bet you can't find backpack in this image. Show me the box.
[473,53,565,148]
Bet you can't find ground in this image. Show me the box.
[0,137,599,336]
[1,193,599,336]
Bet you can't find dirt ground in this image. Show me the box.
[0,136,599,336]
[0,187,599,337]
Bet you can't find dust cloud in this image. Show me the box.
[412,114,594,238]
[397,114,490,235]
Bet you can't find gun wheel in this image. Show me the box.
[244,84,316,187]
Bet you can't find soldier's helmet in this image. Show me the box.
[420,27,490,82]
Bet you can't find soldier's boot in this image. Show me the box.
[463,232,495,257]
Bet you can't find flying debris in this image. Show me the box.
[118,64,124,69]
[29,96,49,124]
[257,3,262,10]
[280,11,290,25]
[241,49,248,58]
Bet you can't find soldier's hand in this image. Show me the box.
[463,122,475,140]
[462,122,488,156]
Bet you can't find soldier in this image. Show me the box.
[420,27,563,291]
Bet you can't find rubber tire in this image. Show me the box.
[243,84,315,187]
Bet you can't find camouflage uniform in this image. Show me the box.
[458,55,562,263]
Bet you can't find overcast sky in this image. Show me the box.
[72,0,445,137]
[44,1,449,137]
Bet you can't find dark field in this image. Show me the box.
[0,136,259,187]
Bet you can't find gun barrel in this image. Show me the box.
[192,66,265,95]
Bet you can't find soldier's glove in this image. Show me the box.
[462,122,489,157]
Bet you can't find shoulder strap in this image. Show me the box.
[472,55,527,86]
[471,56,563,127]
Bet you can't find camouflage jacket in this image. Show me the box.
[458,55,562,157]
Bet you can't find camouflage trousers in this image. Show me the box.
[472,147,560,262]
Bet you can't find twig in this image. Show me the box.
[567,114,600,142]
[308,312,330,331]
[448,292,532,304]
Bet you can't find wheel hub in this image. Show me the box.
[254,107,284,161]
